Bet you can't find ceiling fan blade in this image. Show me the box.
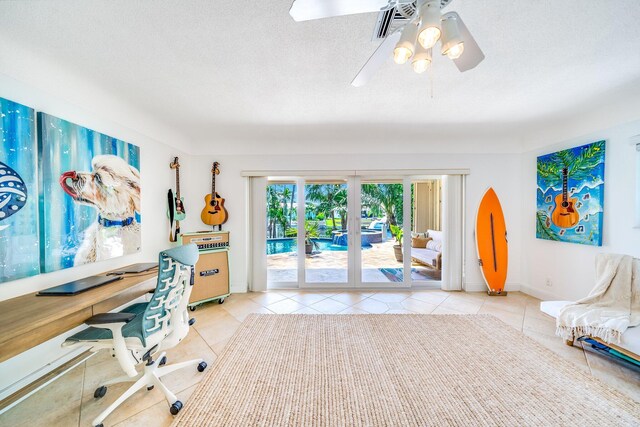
[446,12,485,72]
[351,31,402,87]
[290,0,392,22]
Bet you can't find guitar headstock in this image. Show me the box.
[170,156,180,169]
[212,161,221,175]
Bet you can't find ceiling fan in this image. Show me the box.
[289,0,485,87]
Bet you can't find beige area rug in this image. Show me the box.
[173,314,640,426]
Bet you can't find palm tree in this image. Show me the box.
[266,186,279,238]
[306,184,346,231]
[289,185,296,226]
[266,185,288,238]
[333,187,348,231]
[361,183,403,227]
[281,186,292,228]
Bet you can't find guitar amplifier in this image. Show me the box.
[179,231,230,308]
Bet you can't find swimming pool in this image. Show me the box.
[266,238,371,255]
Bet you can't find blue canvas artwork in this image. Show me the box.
[38,113,141,272]
[536,141,605,246]
[0,97,39,282]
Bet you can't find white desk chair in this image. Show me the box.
[63,244,206,427]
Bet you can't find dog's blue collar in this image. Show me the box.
[98,212,141,227]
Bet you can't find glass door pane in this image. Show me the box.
[360,181,404,283]
[410,179,443,283]
[304,180,349,283]
[266,182,298,284]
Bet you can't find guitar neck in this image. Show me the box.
[175,167,181,199]
[211,167,216,196]
[562,169,568,202]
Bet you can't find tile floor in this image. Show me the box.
[1,290,638,426]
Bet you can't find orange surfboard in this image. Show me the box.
[475,188,508,294]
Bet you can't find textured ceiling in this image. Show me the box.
[1,0,639,149]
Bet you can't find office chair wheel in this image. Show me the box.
[170,400,183,415]
[218,298,225,304]
[94,424,104,427]
[189,306,197,312]
[197,361,207,372]
[94,386,107,399]
[159,356,168,366]
[147,385,154,391]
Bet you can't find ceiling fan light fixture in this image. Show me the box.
[412,46,432,74]
[393,21,420,64]
[440,14,464,59]
[417,0,441,49]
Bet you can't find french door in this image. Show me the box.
[265,175,444,289]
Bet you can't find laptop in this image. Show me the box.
[37,275,123,296]
[108,263,159,275]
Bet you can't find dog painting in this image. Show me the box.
[38,113,141,272]
[60,155,141,265]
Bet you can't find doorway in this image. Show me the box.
[261,174,452,290]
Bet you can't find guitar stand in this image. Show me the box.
[212,225,223,231]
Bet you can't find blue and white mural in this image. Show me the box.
[536,141,605,246]
[38,113,141,272]
[0,97,39,282]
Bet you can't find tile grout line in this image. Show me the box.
[76,361,86,427]
[521,303,528,332]
[192,325,219,357]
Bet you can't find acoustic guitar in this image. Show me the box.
[200,161,228,229]
[551,167,579,229]
[168,157,186,242]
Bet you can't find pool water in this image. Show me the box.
[266,238,370,255]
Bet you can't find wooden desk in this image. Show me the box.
[0,268,157,363]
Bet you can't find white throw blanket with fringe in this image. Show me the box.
[557,254,640,344]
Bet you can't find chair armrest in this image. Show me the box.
[85,312,135,325]
[84,312,138,377]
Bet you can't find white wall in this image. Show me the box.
[521,119,640,301]
[0,74,188,300]
[180,152,524,293]
[0,69,187,397]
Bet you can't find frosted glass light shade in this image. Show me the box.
[417,1,441,49]
[393,22,420,64]
[412,46,432,73]
[441,15,464,59]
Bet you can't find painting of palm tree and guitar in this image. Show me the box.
[536,140,605,246]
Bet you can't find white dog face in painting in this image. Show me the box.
[59,154,140,219]
[59,154,141,265]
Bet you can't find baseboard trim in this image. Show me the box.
[519,284,563,301]
[230,282,248,293]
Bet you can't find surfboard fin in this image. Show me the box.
[487,290,508,297]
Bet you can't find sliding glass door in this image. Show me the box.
[266,181,298,285]
[358,179,405,284]
[265,175,444,289]
[303,179,350,285]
